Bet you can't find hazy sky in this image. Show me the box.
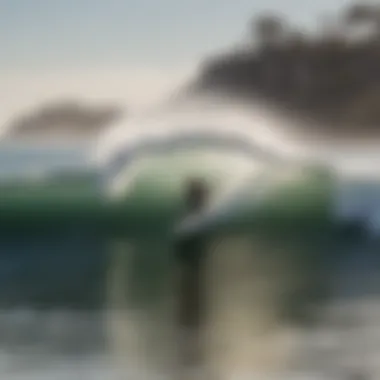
[0,0,352,120]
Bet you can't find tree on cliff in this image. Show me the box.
[251,14,287,48]
[4,100,123,140]
[195,2,380,136]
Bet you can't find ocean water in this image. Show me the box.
[0,156,377,380]
[0,104,380,379]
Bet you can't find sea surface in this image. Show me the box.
[0,119,380,379]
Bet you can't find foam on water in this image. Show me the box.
[91,98,306,200]
[87,96,380,235]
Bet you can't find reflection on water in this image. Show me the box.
[0,311,111,379]
[0,229,379,379]
[107,229,380,380]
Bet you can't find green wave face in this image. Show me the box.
[0,147,335,235]
[120,151,249,200]
[113,149,334,234]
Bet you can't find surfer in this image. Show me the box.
[175,177,210,373]
[184,178,210,215]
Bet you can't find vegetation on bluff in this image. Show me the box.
[196,2,380,137]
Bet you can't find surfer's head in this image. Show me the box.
[184,177,209,213]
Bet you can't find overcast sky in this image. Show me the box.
[0,0,353,122]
